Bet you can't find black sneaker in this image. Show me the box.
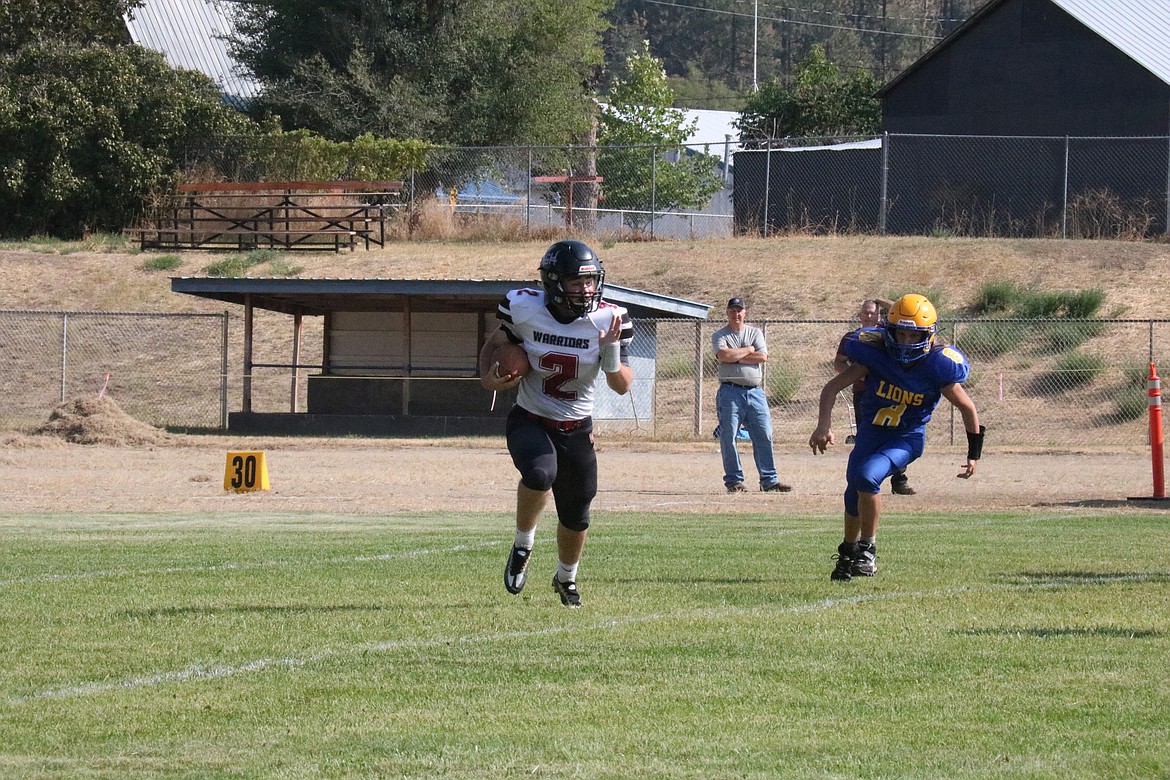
[831,541,858,581]
[852,542,878,577]
[761,481,792,492]
[891,474,916,495]
[552,575,582,608]
[504,545,531,594]
[726,482,747,493]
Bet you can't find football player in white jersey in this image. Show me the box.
[478,240,634,607]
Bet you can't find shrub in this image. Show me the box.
[1047,351,1105,391]
[1062,289,1105,319]
[764,364,801,404]
[1112,366,1149,422]
[1040,320,1105,352]
[266,259,304,277]
[953,322,1029,359]
[0,44,257,239]
[1014,289,1104,319]
[203,250,279,276]
[657,354,696,381]
[142,255,182,272]
[973,280,1020,314]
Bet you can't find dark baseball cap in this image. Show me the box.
[727,297,745,309]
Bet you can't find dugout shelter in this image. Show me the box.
[171,276,709,436]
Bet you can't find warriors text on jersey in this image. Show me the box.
[842,328,971,433]
[497,288,633,421]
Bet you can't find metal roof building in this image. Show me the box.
[124,0,259,107]
[879,0,1170,136]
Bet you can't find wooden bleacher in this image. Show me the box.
[128,180,403,252]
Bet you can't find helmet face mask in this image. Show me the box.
[883,294,937,364]
[539,240,605,317]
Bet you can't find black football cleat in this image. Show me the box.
[831,542,858,581]
[504,545,531,594]
[552,575,582,608]
[851,542,878,577]
[891,474,916,495]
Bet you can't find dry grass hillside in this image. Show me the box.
[1,235,1168,319]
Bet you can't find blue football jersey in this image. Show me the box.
[843,328,971,433]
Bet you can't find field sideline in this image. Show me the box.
[2,503,1168,778]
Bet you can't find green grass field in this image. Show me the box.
[2,509,1168,779]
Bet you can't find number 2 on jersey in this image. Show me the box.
[539,352,579,400]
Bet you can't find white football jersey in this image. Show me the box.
[498,288,633,421]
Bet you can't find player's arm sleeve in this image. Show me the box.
[937,346,972,385]
[495,292,523,344]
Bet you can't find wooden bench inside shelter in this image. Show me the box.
[128,180,403,252]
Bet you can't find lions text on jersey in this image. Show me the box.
[497,288,633,421]
[843,328,971,433]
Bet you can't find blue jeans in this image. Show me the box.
[716,383,778,487]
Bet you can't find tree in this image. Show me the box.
[0,0,141,51]
[228,0,613,146]
[0,44,256,238]
[734,45,881,145]
[597,42,723,230]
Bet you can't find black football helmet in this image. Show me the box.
[539,240,605,317]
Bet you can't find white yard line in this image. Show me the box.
[1,589,940,705]
[0,541,503,589]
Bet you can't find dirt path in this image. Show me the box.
[0,434,1161,517]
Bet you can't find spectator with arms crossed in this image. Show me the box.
[712,296,792,493]
[479,240,633,608]
[810,294,985,581]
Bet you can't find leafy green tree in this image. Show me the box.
[667,63,742,110]
[0,0,141,51]
[0,44,255,238]
[229,0,612,145]
[608,0,984,102]
[734,45,880,144]
[597,43,723,230]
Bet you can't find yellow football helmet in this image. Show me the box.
[884,294,937,364]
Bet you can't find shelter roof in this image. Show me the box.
[171,277,711,320]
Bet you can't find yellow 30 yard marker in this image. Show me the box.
[224,451,270,492]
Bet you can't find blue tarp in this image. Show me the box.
[436,181,520,204]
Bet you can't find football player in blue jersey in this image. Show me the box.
[809,294,985,581]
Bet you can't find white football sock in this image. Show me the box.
[557,560,579,583]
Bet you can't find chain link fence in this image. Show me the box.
[182,133,1169,241]
[2,311,1166,450]
[633,318,1169,449]
[382,142,736,241]
[735,133,1170,239]
[0,311,228,431]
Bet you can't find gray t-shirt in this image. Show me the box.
[712,324,766,387]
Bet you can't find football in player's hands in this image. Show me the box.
[492,342,531,378]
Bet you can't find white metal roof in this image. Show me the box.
[1052,0,1170,86]
[124,0,259,104]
